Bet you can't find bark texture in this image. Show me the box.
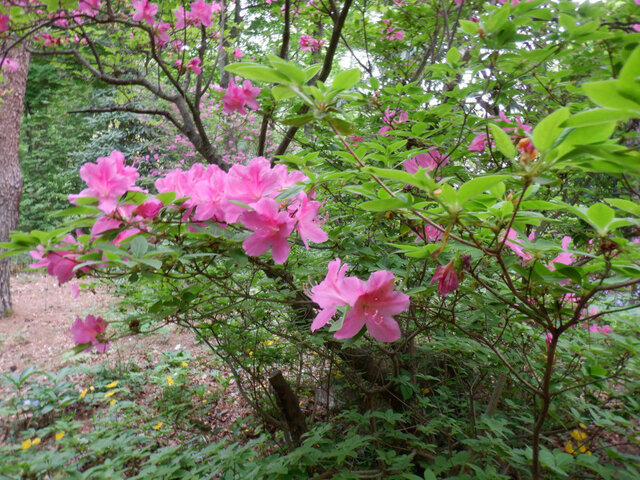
[0,45,29,318]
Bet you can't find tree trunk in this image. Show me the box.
[0,45,29,318]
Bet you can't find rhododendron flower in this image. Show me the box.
[0,13,9,33]
[310,259,409,342]
[233,48,244,59]
[29,236,87,285]
[78,0,100,16]
[415,225,443,243]
[545,332,553,347]
[548,236,574,271]
[0,58,19,73]
[153,22,171,45]
[504,228,533,262]
[188,57,202,75]
[299,35,321,52]
[222,79,261,115]
[430,261,459,296]
[468,133,488,152]
[71,315,110,353]
[403,150,447,173]
[589,324,613,336]
[192,165,228,222]
[69,150,140,213]
[288,192,328,249]
[131,0,158,25]
[240,198,296,264]
[174,6,189,29]
[189,0,214,26]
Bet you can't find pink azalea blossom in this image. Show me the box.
[504,228,533,262]
[29,236,86,285]
[134,198,163,219]
[378,126,393,137]
[69,150,140,213]
[300,35,321,52]
[468,133,488,152]
[131,0,158,25]
[153,22,171,45]
[0,13,9,33]
[222,79,261,115]
[239,197,295,264]
[0,58,19,73]
[78,0,101,16]
[174,6,189,29]
[233,48,244,59]
[348,134,364,144]
[189,0,214,26]
[71,315,110,353]
[548,236,574,271]
[631,24,640,33]
[188,57,202,75]
[589,323,613,336]
[430,261,459,296]
[310,260,410,342]
[288,192,328,249]
[415,225,443,243]
[191,164,228,222]
[545,332,553,347]
[403,150,448,174]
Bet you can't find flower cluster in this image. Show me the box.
[403,150,449,174]
[222,78,261,115]
[299,35,322,52]
[310,259,410,342]
[174,0,223,29]
[71,314,110,353]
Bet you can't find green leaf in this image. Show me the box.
[619,45,640,85]
[446,47,461,65]
[271,85,296,101]
[533,107,570,151]
[359,198,407,211]
[280,113,314,126]
[582,80,640,111]
[458,175,512,203]
[330,117,355,135]
[587,203,615,233]
[332,69,361,91]
[488,123,515,158]
[156,192,176,206]
[224,64,290,84]
[129,236,148,257]
[459,20,479,35]
[561,109,632,128]
[605,198,640,217]
[268,56,307,84]
[363,167,438,192]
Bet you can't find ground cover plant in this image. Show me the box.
[1,0,640,478]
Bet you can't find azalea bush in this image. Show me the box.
[2,0,640,478]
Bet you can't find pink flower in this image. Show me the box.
[387,30,404,41]
[430,261,459,296]
[78,0,100,16]
[131,0,158,25]
[71,315,110,353]
[415,225,443,243]
[403,150,448,173]
[545,332,553,347]
[153,22,171,45]
[631,24,640,33]
[174,6,189,29]
[468,133,488,152]
[233,48,244,59]
[134,198,163,219]
[188,57,202,75]
[191,165,228,222]
[288,192,328,249]
[71,282,81,298]
[548,236,574,271]
[589,324,613,336]
[29,236,87,285]
[299,35,321,52]
[348,134,364,144]
[222,79,261,115]
[69,150,140,213]
[504,229,533,262]
[189,0,214,27]
[337,270,409,342]
[239,197,295,264]
[0,13,9,33]
[378,126,393,137]
[0,58,19,73]
[310,260,409,342]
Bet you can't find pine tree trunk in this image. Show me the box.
[0,45,29,318]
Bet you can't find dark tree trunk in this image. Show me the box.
[0,45,29,318]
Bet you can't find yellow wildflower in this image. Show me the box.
[106,381,118,389]
[153,422,163,430]
[79,388,88,399]
[181,362,188,367]
[21,439,32,450]
[565,441,575,454]
[571,429,587,442]
[167,376,175,386]
[104,391,115,398]
[422,388,430,394]
[31,438,41,446]
[109,399,117,406]
[89,386,95,391]
[55,431,65,441]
